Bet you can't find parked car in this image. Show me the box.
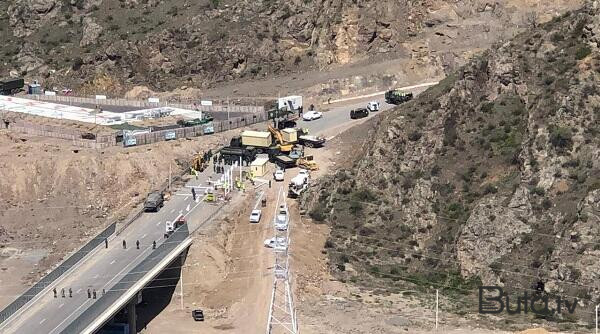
[302,110,323,121]
[274,169,285,181]
[264,237,288,249]
[192,309,204,321]
[350,108,369,119]
[144,191,164,212]
[249,209,262,223]
[367,101,380,111]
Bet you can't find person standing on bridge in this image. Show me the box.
[122,240,126,249]
[53,287,57,298]
[69,288,72,298]
[105,238,108,248]
[93,289,97,299]
[61,288,65,298]
[136,240,140,249]
[153,240,156,249]
[87,289,91,299]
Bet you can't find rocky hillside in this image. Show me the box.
[303,1,600,329]
[0,0,581,96]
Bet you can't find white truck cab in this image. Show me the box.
[367,101,380,112]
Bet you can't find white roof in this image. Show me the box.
[282,128,296,134]
[250,157,269,166]
[242,130,271,138]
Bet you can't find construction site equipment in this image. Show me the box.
[385,90,413,105]
[268,124,294,152]
[367,101,380,111]
[191,151,210,173]
[220,146,256,164]
[288,170,309,198]
[281,128,297,143]
[297,156,318,170]
[241,130,272,148]
[204,191,216,202]
[277,95,302,112]
[144,191,164,212]
[0,78,24,95]
[272,155,296,169]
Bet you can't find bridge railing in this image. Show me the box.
[61,224,190,334]
[0,223,117,325]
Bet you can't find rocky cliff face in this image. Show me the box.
[0,0,582,95]
[303,1,600,326]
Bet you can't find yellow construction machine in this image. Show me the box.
[191,152,209,173]
[267,124,294,152]
[297,155,318,171]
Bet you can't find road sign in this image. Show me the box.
[148,97,160,103]
[95,95,107,100]
[200,100,212,106]
[124,137,137,147]
[44,91,56,96]
[165,131,176,140]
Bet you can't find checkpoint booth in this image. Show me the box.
[250,157,269,177]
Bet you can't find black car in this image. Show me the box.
[192,309,204,321]
[350,108,369,119]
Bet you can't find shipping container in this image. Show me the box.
[241,130,272,148]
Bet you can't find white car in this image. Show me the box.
[276,204,289,230]
[274,169,285,181]
[249,209,262,223]
[367,101,380,112]
[264,237,288,250]
[302,110,323,121]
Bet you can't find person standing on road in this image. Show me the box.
[122,240,126,249]
[136,240,140,249]
[191,187,196,201]
[105,238,108,248]
[61,288,65,298]
[87,289,91,299]
[93,289,97,299]
[53,288,57,298]
[153,240,156,249]
[69,288,72,298]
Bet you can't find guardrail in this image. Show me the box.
[61,224,190,334]
[0,222,117,325]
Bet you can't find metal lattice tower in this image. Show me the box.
[266,187,298,334]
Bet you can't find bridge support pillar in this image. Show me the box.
[127,299,136,333]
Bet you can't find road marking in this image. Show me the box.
[326,135,335,140]
[186,204,190,212]
[59,303,64,309]
[93,274,99,279]
[39,318,46,325]
[156,221,161,226]
[170,209,175,213]
[77,289,82,293]
[141,234,147,239]
[110,260,116,265]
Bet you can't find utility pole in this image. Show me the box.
[168,161,172,191]
[180,261,184,310]
[435,289,439,330]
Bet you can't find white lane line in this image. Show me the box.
[186,204,190,212]
[141,234,147,239]
[170,209,175,213]
[93,274,99,279]
[110,260,116,265]
[58,303,64,309]
[326,135,335,140]
[156,221,161,226]
[39,318,46,325]
[76,288,82,293]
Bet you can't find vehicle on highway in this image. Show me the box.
[166,214,186,236]
[144,191,164,212]
[192,309,205,321]
[264,237,288,250]
[350,107,369,119]
[367,101,380,111]
[298,134,326,148]
[302,110,323,121]
[249,209,262,223]
[276,204,289,230]
[274,169,285,181]
[385,90,413,105]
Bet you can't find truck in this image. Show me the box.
[277,95,303,112]
[288,170,310,198]
[0,78,24,95]
[144,191,164,212]
[219,146,257,165]
[166,214,186,237]
[176,114,215,134]
[271,154,297,169]
[298,135,326,148]
[384,90,413,105]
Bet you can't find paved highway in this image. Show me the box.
[0,167,224,334]
[0,90,415,333]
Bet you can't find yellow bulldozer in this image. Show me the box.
[297,155,318,171]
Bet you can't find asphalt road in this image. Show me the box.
[0,95,400,334]
[0,167,224,334]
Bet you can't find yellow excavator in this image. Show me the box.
[191,152,209,173]
[267,124,294,152]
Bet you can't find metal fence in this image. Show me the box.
[128,111,269,146]
[61,224,190,334]
[0,223,117,325]
[26,94,265,113]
